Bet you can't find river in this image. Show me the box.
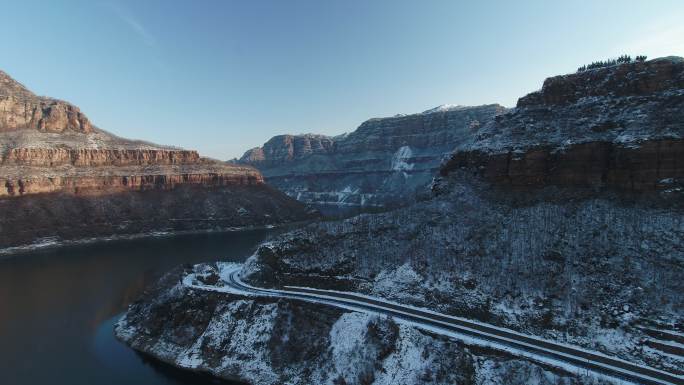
[0,229,278,385]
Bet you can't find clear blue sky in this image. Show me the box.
[2,1,683,159]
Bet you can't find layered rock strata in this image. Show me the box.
[0,71,310,249]
[240,104,506,207]
[442,138,683,191]
[1,70,92,133]
[442,56,684,192]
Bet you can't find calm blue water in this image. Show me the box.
[0,229,277,385]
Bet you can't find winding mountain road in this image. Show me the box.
[191,265,684,385]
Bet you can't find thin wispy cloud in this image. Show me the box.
[104,2,156,47]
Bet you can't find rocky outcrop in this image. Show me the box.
[236,174,684,376]
[442,139,684,191]
[0,147,265,197]
[0,169,262,197]
[0,70,92,133]
[517,56,684,107]
[239,104,506,207]
[243,134,335,164]
[1,148,201,167]
[240,58,683,205]
[440,56,684,192]
[0,70,310,249]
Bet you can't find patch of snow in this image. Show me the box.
[341,185,355,194]
[333,185,361,204]
[373,263,422,298]
[390,146,414,172]
[329,312,372,378]
[422,104,466,114]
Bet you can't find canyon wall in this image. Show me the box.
[441,56,684,193]
[1,148,201,167]
[0,70,310,249]
[240,104,506,207]
[240,57,683,207]
[0,70,92,133]
[0,170,263,197]
[442,139,683,191]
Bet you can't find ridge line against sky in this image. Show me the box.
[1,0,683,159]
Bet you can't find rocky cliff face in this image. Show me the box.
[441,56,684,192]
[119,57,683,384]
[0,70,92,133]
[243,134,335,164]
[0,169,262,197]
[240,104,506,207]
[517,56,684,107]
[2,147,201,167]
[442,139,683,191]
[0,70,310,249]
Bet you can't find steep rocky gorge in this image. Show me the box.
[118,57,684,384]
[0,71,310,250]
[240,104,506,207]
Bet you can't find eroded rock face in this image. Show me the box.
[239,58,684,205]
[441,57,684,192]
[0,70,92,133]
[0,170,263,197]
[442,139,684,191]
[518,56,684,107]
[1,148,201,167]
[239,104,506,207]
[244,134,335,164]
[0,70,310,248]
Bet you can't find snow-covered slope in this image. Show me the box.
[117,265,615,385]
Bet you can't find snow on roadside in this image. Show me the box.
[180,263,674,385]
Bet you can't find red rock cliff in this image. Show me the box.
[442,57,684,193]
[0,70,309,249]
[0,70,267,198]
[1,70,92,133]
